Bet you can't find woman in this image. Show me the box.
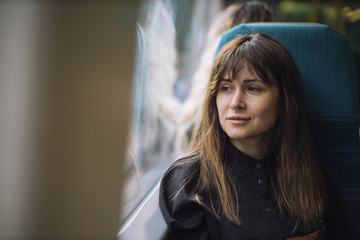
[159,33,350,239]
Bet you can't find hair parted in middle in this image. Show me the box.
[186,33,326,231]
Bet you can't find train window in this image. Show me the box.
[120,0,221,234]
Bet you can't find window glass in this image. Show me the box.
[121,0,222,226]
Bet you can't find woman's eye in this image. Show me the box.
[247,86,261,92]
[220,86,232,92]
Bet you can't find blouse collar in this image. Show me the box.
[225,140,275,171]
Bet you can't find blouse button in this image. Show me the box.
[256,163,261,169]
[265,207,273,213]
[257,179,264,184]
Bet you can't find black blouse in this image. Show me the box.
[159,143,351,240]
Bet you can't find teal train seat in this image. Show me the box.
[216,23,360,239]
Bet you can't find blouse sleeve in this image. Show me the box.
[322,170,352,240]
[159,160,210,240]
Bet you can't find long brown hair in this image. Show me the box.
[186,33,326,230]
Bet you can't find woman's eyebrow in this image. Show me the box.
[219,78,232,82]
[219,78,264,83]
[243,78,262,83]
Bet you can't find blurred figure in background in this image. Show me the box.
[176,1,273,152]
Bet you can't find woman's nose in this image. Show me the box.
[229,90,246,110]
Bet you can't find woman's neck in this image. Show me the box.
[230,133,273,160]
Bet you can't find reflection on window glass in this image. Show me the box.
[122,0,180,222]
[121,0,222,225]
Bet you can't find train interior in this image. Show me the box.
[0,0,359,239]
[120,0,360,239]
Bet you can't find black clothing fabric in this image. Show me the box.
[159,143,351,240]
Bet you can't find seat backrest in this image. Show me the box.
[216,23,360,239]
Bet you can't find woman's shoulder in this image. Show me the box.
[163,155,200,182]
[160,155,200,195]
[159,155,211,239]
[315,164,352,239]
[172,154,200,169]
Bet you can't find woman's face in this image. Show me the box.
[216,66,279,157]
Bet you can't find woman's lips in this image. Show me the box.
[227,116,251,125]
